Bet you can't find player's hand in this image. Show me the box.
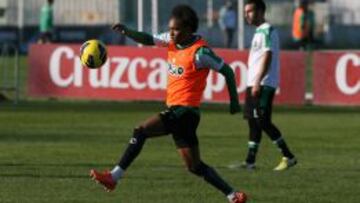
[251,84,261,97]
[230,100,241,114]
[112,23,128,35]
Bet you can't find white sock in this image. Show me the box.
[227,191,236,201]
[110,165,124,182]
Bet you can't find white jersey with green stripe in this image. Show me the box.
[247,22,280,88]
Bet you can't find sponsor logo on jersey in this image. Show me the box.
[168,63,184,77]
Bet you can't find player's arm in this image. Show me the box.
[195,47,240,114]
[111,23,155,46]
[112,23,170,47]
[112,23,155,45]
[219,64,241,114]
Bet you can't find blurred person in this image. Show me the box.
[218,1,237,48]
[38,0,54,44]
[90,4,247,203]
[239,0,297,171]
[292,0,315,50]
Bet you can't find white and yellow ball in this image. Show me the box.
[80,39,107,69]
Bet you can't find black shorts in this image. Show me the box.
[159,106,200,148]
[244,86,276,120]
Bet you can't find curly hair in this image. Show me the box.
[170,5,199,33]
[245,0,266,13]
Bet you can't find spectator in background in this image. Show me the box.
[38,0,54,44]
[218,1,236,48]
[292,0,315,50]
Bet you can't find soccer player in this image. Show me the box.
[90,5,247,203]
[240,0,297,171]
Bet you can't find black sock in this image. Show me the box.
[273,138,294,159]
[118,127,147,170]
[246,119,262,164]
[245,141,259,164]
[259,120,295,159]
[196,162,234,195]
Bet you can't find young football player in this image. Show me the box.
[90,4,247,203]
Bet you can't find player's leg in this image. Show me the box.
[259,117,295,158]
[179,147,232,194]
[117,114,169,170]
[172,108,246,202]
[241,87,262,169]
[242,118,262,169]
[178,147,246,203]
[90,113,169,191]
[258,117,297,171]
[256,86,297,170]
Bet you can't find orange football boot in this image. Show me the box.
[230,191,247,203]
[90,169,117,192]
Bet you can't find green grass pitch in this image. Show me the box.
[0,101,359,203]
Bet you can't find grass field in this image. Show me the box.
[0,101,359,203]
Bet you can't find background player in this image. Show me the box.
[241,0,297,171]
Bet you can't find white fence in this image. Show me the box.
[0,0,120,26]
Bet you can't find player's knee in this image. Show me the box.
[257,118,271,130]
[187,162,206,176]
[131,126,147,144]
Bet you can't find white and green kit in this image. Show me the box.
[247,22,280,89]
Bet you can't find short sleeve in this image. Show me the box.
[153,32,171,47]
[259,27,275,52]
[194,47,224,71]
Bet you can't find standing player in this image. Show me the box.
[90,5,247,203]
[241,0,297,171]
[38,0,54,43]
